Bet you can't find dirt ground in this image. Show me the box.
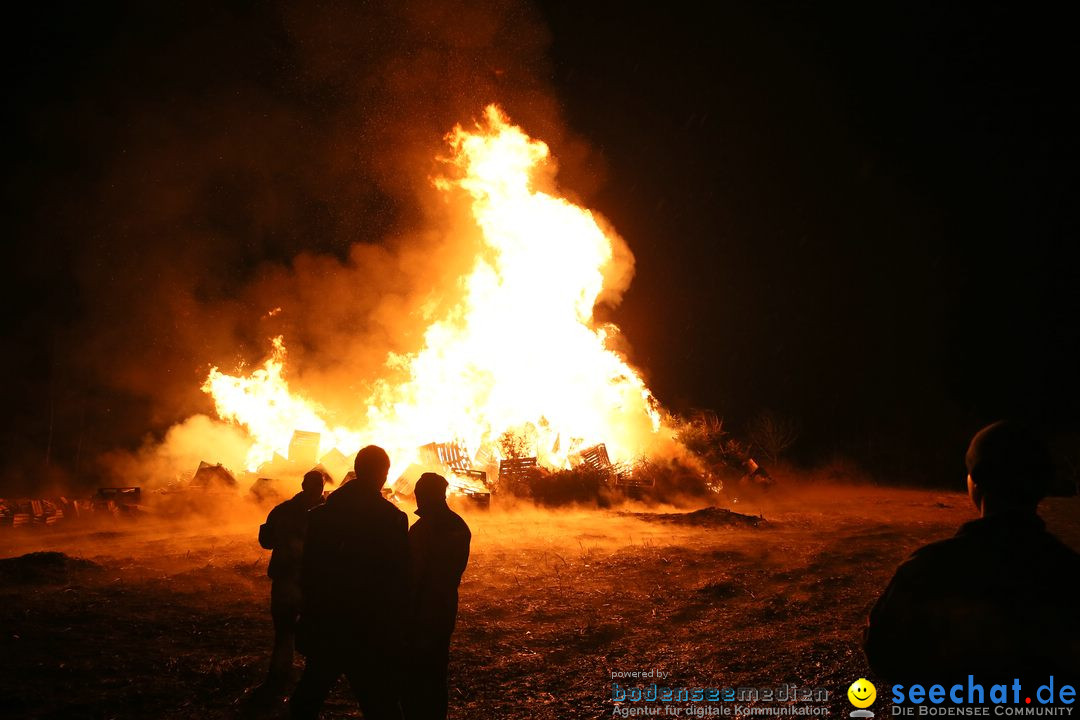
[1,483,1077,719]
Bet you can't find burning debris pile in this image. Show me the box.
[94,107,782,510]
[185,105,686,498]
[0,414,777,531]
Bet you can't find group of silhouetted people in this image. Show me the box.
[257,425,1077,718]
[258,445,470,720]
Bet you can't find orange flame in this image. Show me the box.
[202,105,670,479]
[201,337,361,471]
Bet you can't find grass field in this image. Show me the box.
[2,483,1077,719]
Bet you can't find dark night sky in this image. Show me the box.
[2,1,1077,492]
[541,3,1079,478]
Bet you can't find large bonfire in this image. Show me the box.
[201,105,673,487]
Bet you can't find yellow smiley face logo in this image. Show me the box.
[848,678,876,708]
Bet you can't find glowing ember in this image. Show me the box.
[202,105,671,480]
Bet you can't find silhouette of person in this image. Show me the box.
[403,473,471,720]
[289,446,409,720]
[258,469,327,691]
[864,421,1080,681]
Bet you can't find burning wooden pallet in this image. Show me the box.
[418,441,472,474]
[498,456,538,486]
[412,442,491,508]
[453,470,491,508]
[454,469,489,489]
[576,443,613,474]
[575,443,655,489]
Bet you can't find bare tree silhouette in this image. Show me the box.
[747,410,801,464]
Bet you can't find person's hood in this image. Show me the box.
[414,498,450,517]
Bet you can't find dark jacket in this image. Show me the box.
[864,511,1080,681]
[296,482,409,660]
[259,491,319,582]
[409,503,471,648]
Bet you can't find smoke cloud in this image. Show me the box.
[4,0,635,493]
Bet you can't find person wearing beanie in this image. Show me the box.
[403,472,471,720]
[863,421,1080,681]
